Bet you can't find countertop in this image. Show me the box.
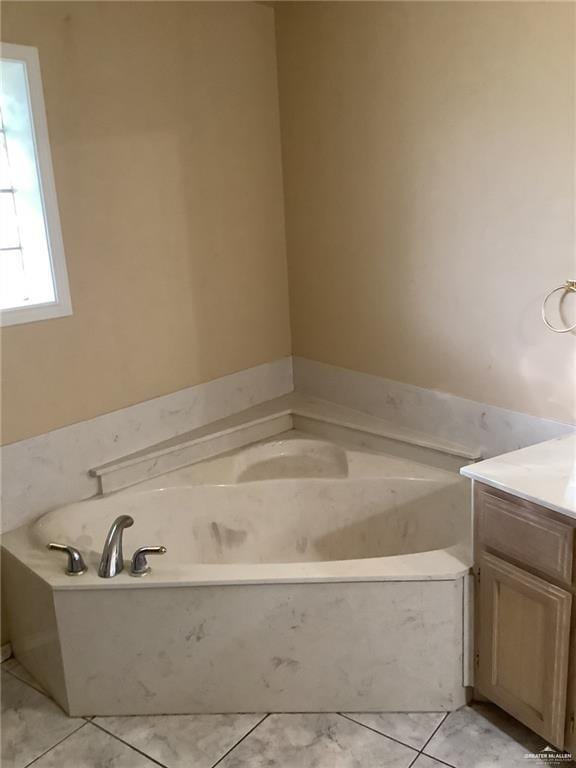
[460,432,576,518]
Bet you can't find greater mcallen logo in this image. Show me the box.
[524,745,573,762]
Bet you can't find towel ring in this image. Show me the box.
[542,280,576,333]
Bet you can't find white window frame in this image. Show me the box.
[0,42,72,326]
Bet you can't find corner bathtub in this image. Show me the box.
[2,435,472,716]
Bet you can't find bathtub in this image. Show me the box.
[2,433,472,716]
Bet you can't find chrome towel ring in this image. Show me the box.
[542,279,576,333]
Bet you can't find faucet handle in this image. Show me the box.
[130,545,166,577]
[47,543,87,575]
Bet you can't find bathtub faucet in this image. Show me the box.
[98,515,134,578]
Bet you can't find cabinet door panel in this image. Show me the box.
[478,553,571,748]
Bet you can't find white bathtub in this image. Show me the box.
[2,433,472,715]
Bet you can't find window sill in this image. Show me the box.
[1,299,73,327]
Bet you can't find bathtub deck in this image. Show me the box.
[1,657,561,768]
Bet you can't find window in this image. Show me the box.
[0,43,71,326]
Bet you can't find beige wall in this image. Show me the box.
[276,2,576,423]
[0,2,291,445]
[2,1,574,447]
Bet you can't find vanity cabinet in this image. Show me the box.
[474,483,576,749]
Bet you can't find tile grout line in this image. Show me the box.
[88,720,170,768]
[22,721,89,768]
[408,713,457,768]
[337,712,422,755]
[3,665,46,696]
[419,712,449,752]
[2,663,99,765]
[3,663,98,719]
[4,675,457,768]
[209,713,270,768]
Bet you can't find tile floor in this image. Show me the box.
[2,658,573,768]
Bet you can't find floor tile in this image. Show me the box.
[3,658,45,693]
[424,703,569,767]
[216,713,417,767]
[1,670,83,768]
[94,713,263,768]
[342,712,446,750]
[29,722,159,767]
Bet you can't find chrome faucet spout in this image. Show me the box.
[98,515,134,578]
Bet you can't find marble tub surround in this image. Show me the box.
[2,361,491,535]
[2,662,565,768]
[3,353,572,533]
[4,435,471,589]
[7,577,467,716]
[90,392,478,495]
[461,432,576,518]
[284,394,478,461]
[0,357,293,534]
[2,377,479,535]
[3,435,471,715]
[90,398,295,495]
[132,428,471,495]
[294,357,575,459]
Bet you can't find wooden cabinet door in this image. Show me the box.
[477,552,572,748]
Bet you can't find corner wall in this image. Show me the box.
[276,1,576,424]
[1,1,291,445]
